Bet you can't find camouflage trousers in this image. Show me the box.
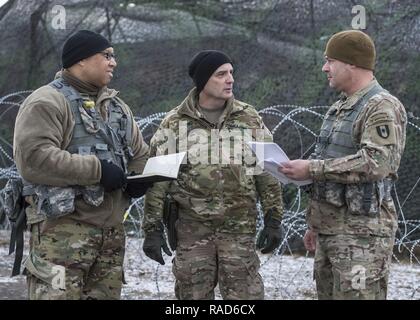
[24,219,125,300]
[173,219,264,300]
[314,233,394,300]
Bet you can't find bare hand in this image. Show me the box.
[278,159,311,180]
[303,229,317,252]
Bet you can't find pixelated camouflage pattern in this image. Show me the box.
[25,219,125,300]
[22,184,104,222]
[307,79,407,236]
[79,185,104,207]
[173,219,264,300]
[344,183,385,216]
[1,178,24,222]
[322,182,345,207]
[143,88,283,234]
[314,233,394,300]
[34,186,75,219]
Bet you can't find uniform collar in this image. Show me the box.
[54,70,118,105]
[178,87,244,121]
[339,78,378,110]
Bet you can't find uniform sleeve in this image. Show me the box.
[255,123,284,220]
[142,120,171,233]
[13,90,101,186]
[255,173,284,221]
[123,106,149,174]
[309,99,407,183]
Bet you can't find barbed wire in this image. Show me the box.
[1,91,420,299]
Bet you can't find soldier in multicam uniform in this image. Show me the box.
[13,30,151,299]
[280,30,407,300]
[142,50,284,300]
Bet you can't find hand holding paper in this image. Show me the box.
[247,142,312,186]
[278,159,311,181]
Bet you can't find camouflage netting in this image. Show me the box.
[0,0,419,257]
[1,0,419,113]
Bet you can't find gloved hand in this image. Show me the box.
[143,223,172,265]
[256,210,282,254]
[125,180,154,198]
[99,159,126,192]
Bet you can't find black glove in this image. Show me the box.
[163,194,178,251]
[99,160,126,192]
[125,180,154,198]
[256,210,282,254]
[143,223,172,265]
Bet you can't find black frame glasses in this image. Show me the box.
[100,51,117,61]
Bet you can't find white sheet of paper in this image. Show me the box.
[127,152,187,181]
[247,141,312,186]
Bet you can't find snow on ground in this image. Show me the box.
[1,230,420,300]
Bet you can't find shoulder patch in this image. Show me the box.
[376,125,390,139]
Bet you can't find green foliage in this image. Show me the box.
[241,76,286,109]
[282,184,310,213]
[139,95,184,116]
[404,55,420,108]
[297,60,326,106]
[404,128,420,155]
[0,122,13,145]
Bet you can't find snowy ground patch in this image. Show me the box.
[1,231,420,300]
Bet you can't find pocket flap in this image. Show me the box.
[24,252,66,290]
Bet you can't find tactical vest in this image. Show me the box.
[23,78,133,219]
[51,78,133,170]
[7,78,135,276]
[311,83,393,216]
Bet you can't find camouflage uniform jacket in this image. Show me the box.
[307,79,407,236]
[143,88,283,234]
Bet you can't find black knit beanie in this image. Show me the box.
[188,50,233,92]
[62,30,112,68]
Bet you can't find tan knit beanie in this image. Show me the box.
[325,30,376,70]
